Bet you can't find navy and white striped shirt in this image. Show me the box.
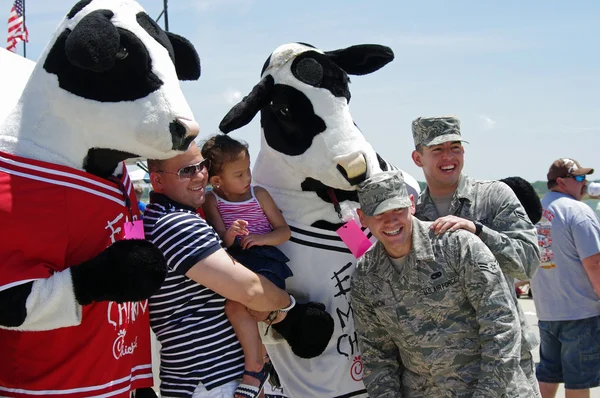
[144,192,244,397]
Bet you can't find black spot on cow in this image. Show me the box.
[67,0,92,19]
[296,42,317,49]
[311,220,344,230]
[293,58,323,87]
[44,10,163,102]
[260,54,272,76]
[301,177,359,230]
[84,148,139,178]
[377,153,389,171]
[261,85,326,156]
[301,178,358,204]
[291,52,350,101]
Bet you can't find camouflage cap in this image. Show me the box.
[358,171,412,217]
[412,116,468,147]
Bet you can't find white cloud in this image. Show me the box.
[479,115,496,130]
[222,89,242,105]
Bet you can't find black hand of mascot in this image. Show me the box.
[272,301,335,359]
[71,240,167,305]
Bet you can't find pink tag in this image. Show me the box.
[336,220,373,258]
[124,220,145,240]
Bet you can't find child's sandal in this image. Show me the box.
[234,362,273,398]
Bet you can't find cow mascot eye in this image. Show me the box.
[115,45,128,60]
[278,106,291,118]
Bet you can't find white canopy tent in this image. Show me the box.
[0,48,35,124]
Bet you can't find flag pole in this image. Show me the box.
[163,0,169,32]
[22,0,26,58]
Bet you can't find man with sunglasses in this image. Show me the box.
[410,116,541,397]
[142,142,295,398]
[532,158,600,398]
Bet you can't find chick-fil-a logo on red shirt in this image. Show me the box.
[107,300,148,360]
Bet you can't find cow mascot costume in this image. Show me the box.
[0,0,201,396]
[219,42,422,398]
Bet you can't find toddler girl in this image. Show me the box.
[201,134,292,398]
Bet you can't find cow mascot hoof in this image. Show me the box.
[273,301,335,359]
[71,240,167,306]
[0,0,201,396]
[500,176,543,225]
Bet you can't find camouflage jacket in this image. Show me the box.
[415,175,540,281]
[351,218,530,398]
[415,175,541,353]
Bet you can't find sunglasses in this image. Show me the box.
[158,159,211,180]
[565,175,586,182]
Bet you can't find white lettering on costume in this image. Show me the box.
[107,301,149,329]
[105,212,124,243]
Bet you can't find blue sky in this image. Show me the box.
[6,0,600,181]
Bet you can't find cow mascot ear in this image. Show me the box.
[65,10,120,72]
[165,31,201,80]
[219,75,274,133]
[500,176,543,224]
[325,44,394,76]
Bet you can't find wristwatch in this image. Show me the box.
[279,294,296,313]
[473,221,483,236]
[265,295,296,323]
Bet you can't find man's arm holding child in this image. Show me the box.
[186,248,291,313]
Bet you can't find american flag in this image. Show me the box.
[7,0,28,53]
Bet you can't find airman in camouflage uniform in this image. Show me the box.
[411,116,541,397]
[351,171,531,397]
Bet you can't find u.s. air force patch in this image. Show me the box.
[422,276,459,296]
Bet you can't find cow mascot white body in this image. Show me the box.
[220,42,421,398]
[0,0,200,397]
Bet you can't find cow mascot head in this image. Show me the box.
[219,42,421,397]
[0,0,200,396]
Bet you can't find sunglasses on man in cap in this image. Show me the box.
[564,175,586,183]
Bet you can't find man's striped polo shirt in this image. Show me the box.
[144,192,244,397]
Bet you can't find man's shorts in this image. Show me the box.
[536,314,600,389]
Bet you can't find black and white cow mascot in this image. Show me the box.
[220,42,420,398]
[0,0,200,396]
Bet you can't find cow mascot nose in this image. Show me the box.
[335,152,368,185]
